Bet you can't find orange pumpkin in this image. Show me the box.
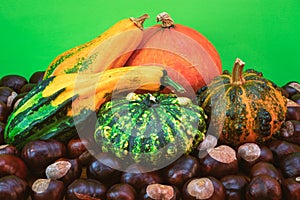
[126,12,222,95]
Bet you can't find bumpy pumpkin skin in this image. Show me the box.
[95,92,207,165]
[197,59,287,146]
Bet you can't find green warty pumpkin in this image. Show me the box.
[94,92,207,165]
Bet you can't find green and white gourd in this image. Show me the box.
[95,92,207,164]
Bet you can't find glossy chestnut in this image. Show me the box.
[286,99,300,121]
[121,163,163,191]
[11,92,27,110]
[282,177,300,200]
[182,177,226,200]
[21,139,66,175]
[197,134,218,158]
[280,120,300,145]
[139,183,180,200]
[31,178,65,200]
[78,150,94,166]
[250,162,283,184]
[67,138,89,159]
[29,71,45,84]
[220,175,250,200]
[163,155,200,188]
[87,152,122,187]
[20,83,36,93]
[0,175,30,200]
[46,158,82,186]
[291,94,300,105]
[106,183,136,200]
[0,86,17,107]
[0,154,28,179]
[267,140,300,165]
[0,100,10,122]
[0,75,28,93]
[0,144,19,156]
[282,81,300,98]
[237,143,273,174]
[279,152,300,178]
[245,175,282,200]
[0,122,5,144]
[66,178,107,200]
[198,145,238,178]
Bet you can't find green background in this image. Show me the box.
[0,0,299,86]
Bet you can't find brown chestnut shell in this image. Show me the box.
[0,175,30,200]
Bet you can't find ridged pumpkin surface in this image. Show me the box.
[95,92,207,164]
[197,59,287,146]
[126,12,222,93]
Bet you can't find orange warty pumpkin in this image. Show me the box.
[126,12,222,94]
[197,58,287,147]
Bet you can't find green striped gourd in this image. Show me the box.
[4,66,184,149]
[94,92,207,164]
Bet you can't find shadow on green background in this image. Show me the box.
[0,0,299,86]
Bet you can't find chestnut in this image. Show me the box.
[11,92,27,110]
[286,99,300,121]
[67,138,89,159]
[282,177,300,200]
[29,71,45,84]
[182,177,226,200]
[21,139,66,175]
[291,94,300,105]
[20,83,36,93]
[245,175,282,200]
[0,154,28,179]
[279,152,300,178]
[197,134,218,158]
[0,100,10,122]
[0,75,28,93]
[0,144,19,156]
[267,140,300,165]
[121,163,163,191]
[46,158,82,186]
[280,120,300,145]
[198,145,238,178]
[237,143,273,174]
[282,81,300,98]
[250,162,283,184]
[220,175,250,200]
[87,152,122,187]
[0,86,17,107]
[163,155,200,188]
[78,150,94,166]
[0,175,30,200]
[106,183,136,200]
[31,178,65,200]
[66,178,107,200]
[139,183,180,200]
[0,122,5,144]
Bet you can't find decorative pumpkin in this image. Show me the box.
[126,12,222,94]
[197,58,287,146]
[43,14,149,79]
[4,66,184,149]
[94,92,207,165]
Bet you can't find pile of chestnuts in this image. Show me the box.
[0,73,299,200]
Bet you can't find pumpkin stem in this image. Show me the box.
[162,73,186,93]
[232,58,246,85]
[156,12,175,28]
[130,14,150,30]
